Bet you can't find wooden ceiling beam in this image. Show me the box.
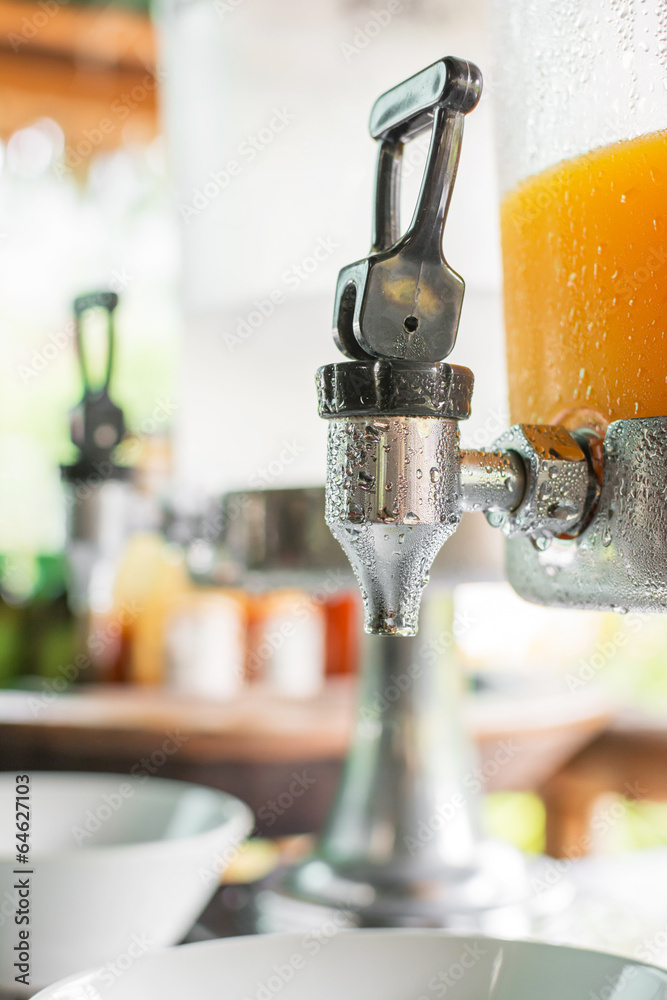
[0,0,155,70]
[0,1,158,153]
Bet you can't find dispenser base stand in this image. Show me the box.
[254,840,553,935]
[252,597,573,936]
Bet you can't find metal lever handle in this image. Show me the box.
[69,290,125,464]
[333,57,482,364]
[73,290,119,398]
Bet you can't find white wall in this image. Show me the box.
[157,0,506,497]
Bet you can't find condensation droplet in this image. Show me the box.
[346,502,364,523]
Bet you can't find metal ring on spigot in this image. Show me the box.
[317,360,474,419]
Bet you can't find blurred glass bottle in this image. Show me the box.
[0,553,76,688]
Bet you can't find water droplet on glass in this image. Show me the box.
[430,467,440,483]
[404,512,420,524]
[346,502,364,523]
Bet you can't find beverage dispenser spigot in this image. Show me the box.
[61,291,134,623]
[318,57,606,635]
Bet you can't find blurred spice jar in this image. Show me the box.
[246,588,361,696]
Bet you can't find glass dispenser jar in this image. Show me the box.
[491,0,667,430]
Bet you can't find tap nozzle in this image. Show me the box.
[317,360,474,635]
[317,363,599,635]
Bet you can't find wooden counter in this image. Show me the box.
[0,681,613,836]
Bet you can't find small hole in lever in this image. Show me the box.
[403,315,419,333]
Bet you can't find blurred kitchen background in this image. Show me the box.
[4,0,667,937]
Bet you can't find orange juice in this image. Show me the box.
[501,130,667,427]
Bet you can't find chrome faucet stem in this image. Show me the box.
[459,450,526,515]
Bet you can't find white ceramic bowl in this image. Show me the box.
[32,930,667,1000]
[0,772,253,995]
